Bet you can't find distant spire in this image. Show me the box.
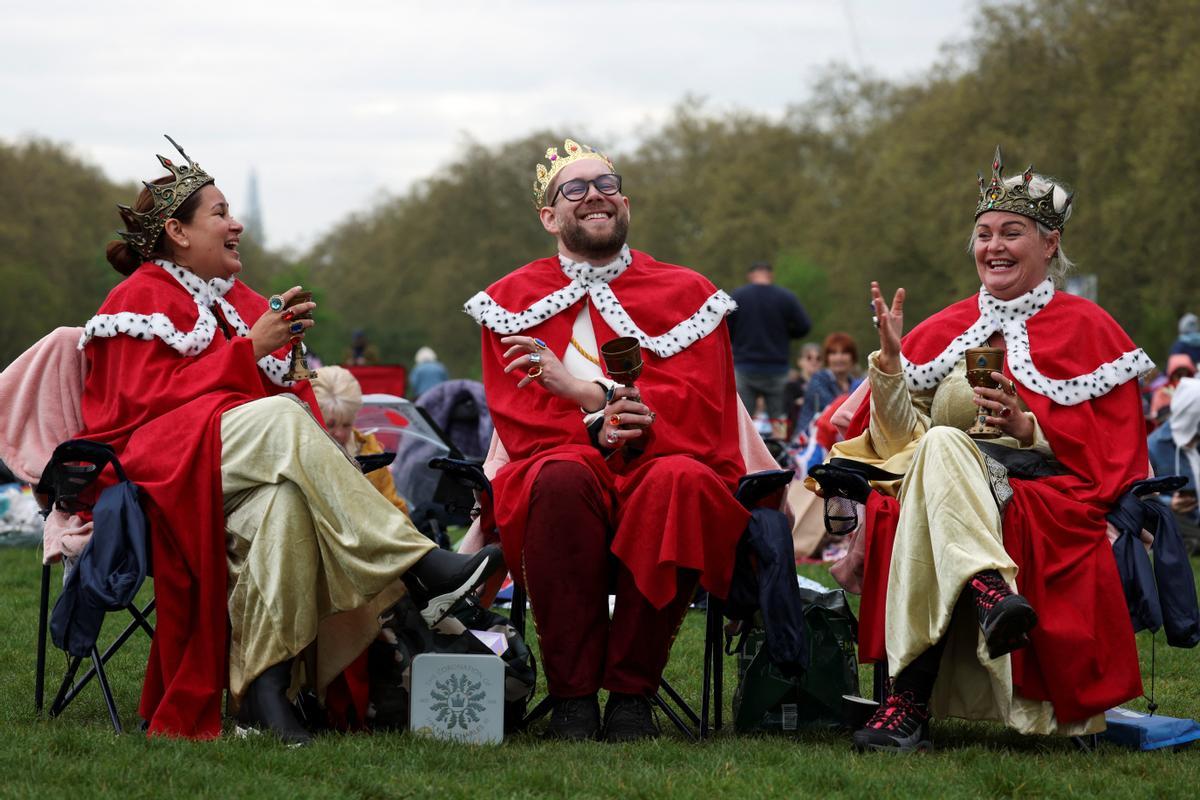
[243,168,265,244]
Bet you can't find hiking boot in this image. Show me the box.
[234,661,313,747]
[402,544,504,626]
[969,570,1038,659]
[602,692,659,743]
[543,695,601,741]
[851,690,932,753]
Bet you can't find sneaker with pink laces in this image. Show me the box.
[852,691,932,753]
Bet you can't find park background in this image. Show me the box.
[2,0,1197,377]
[1,0,1198,796]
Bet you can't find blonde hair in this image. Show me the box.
[310,365,363,426]
[968,173,1076,286]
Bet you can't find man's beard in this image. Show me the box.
[559,207,629,262]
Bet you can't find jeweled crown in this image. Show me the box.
[975,145,1072,231]
[117,135,215,258]
[532,138,615,208]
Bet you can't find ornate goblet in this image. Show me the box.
[965,346,1005,439]
[600,336,650,458]
[283,290,318,382]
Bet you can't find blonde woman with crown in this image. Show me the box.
[829,147,1154,752]
[76,137,501,743]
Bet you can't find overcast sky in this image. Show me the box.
[0,0,977,250]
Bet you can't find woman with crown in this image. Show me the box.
[76,137,501,743]
[830,147,1153,752]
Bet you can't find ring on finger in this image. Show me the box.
[268,294,285,312]
[282,310,296,322]
[1000,405,1013,418]
[528,352,542,365]
[606,431,619,444]
[609,414,621,427]
[289,321,304,335]
[527,365,544,379]
[1004,380,1017,396]
[532,338,547,351]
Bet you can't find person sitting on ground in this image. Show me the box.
[842,147,1152,752]
[79,138,501,743]
[1149,353,1196,424]
[408,346,449,399]
[1169,312,1200,364]
[343,329,379,366]
[796,332,863,435]
[311,365,409,515]
[465,138,749,742]
[784,342,822,439]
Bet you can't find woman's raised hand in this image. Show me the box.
[871,281,905,374]
[249,285,317,360]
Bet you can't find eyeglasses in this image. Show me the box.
[550,173,622,205]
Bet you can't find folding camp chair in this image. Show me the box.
[34,440,155,733]
[430,454,793,741]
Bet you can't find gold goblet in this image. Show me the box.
[283,290,318,382]
[965,346,1005,439]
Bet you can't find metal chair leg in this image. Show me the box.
[91,646,123,733]
[36,563,51,714]
[711,596,724,732]
[658,678,701,727]
[55,602,153,712]
[49,655,83,718]
[651,691,697,742]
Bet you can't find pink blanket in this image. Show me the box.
[0,327,88,562]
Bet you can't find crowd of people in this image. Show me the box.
[8,134,1194,754]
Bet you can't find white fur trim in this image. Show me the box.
[463,246,736,358]
[79,260,299,387]
[901,279,1152,405]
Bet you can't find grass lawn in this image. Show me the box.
[1,547,1197,799]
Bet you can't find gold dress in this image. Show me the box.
[219,395,434,705]
[860,351,1103,735]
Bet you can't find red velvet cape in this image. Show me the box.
[479,250,749,608]
[77,263,321,739]
[850,290,1146,723]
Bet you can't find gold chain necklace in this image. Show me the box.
[570,336,601,367]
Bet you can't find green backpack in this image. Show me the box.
[731,586,859,733]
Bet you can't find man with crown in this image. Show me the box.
[820,147,1157,752]
[465,139,753,741]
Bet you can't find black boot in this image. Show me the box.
[543,695,601,741]
[968,570,1038,659]
[402,544,504,626]
[235,661,312,746]
[602,692,659,743]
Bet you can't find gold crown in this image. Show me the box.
[117,135,215,258]
[532,138,614,208]
[975,145,1072,231]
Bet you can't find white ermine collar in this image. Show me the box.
[464,246,737,359]
[901,278,1153,405]
[79,260,298,387]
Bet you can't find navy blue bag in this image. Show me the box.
[49,459,148,658]
[1107,479,1200,648]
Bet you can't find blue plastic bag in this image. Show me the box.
[1102,707,1200,751]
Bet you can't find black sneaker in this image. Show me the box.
[402,545,504,626]
[969,570,1038,659]
[543,695,601,741]
[602,692,659,743]
[852,691,932,753]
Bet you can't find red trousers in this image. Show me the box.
[523,460,698,697]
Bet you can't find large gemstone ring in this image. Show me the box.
[269,294,286,312]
